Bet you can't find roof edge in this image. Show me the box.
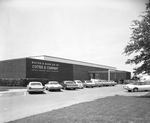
[29,55,116,70]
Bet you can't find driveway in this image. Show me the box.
[0,85,149,123]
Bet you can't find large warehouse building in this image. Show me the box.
[0,55,131,85]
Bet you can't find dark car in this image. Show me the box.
[61,81,78,90]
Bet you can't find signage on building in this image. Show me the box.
[31,61,59,72]
[26,58,73,80]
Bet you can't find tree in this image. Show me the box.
[123,1,150,74]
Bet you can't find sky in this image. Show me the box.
[0,0,149,74]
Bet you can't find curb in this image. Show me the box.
[0,89,27,94]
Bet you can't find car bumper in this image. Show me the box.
[77,85,84,89]
[27,88,45,92]
[66,86,78,89]
[84,84,94,87]
[123,86,132,90]
[48,87,62,90]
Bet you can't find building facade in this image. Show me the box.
[0,55,131,85]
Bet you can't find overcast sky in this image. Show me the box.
[0,0,148,73]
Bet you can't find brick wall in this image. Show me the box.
[0,58,26,78]
[73,65,107,81]
[26,58,73,83]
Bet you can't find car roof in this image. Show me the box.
[48,81,59,83]
[74,80,82,81]
[49,81,58,83]
[64,80,73,82]
[29,81,41,83]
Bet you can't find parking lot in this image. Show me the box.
[0,85,149,123]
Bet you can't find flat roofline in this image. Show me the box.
[29,55,116,70]
[89,70,131,73]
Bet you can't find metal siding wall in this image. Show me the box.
[0,59,26,78]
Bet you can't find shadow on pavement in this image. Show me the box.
[48,90,63,92]
[28,91,46,95]
[138,92,150,98]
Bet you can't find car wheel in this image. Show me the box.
[128,90,132,92]
[133,88,138,92]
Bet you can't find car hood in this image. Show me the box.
[85,83,94,85]
[124,84,135,87]
[77,83,83,85]
[66,83,77,86]
[29,85,43,88]
[48,85,62,87]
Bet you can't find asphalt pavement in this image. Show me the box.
[0,85,149,123]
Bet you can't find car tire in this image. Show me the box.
[128,90,132,92]
[133,88,138,92]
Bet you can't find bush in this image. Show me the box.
[0,78,27,87]
[0,78,50,87]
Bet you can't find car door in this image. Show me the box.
[138,82,148,91]
[144,82,150,90]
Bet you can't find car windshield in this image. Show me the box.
[85,81,92,83]
[132,82,145,85]
[145,82,150,85]
[76,81,82,83]
[31,83,42,86]
[65,81,74,84]
[49,82,59,84]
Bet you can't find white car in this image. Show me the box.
[123,81,150,92]
[45,81,63,91]
[74,80,84,89]
[83,80,95,88]
[101,81,117,86]
[91,79,103,87]
[27,81,45,93]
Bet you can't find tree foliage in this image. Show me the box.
[124,1,150,74]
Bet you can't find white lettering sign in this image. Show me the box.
[31,61,59,72]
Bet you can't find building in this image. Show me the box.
[89,70,131,83]
[0,55,131,85]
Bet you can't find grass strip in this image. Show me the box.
[8,95,150,123]
[0,86,26,92]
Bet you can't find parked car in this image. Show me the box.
[110,81,117,86]
[123,81,150,92]
[91,79,103,87]
[124,80,137,84]
[45,81,63,91]
[61,81,78,90]
[74,80,84,89]
[99,80,117,86]
[27,81,45,93]
[83,80,95,88]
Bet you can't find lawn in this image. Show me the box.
[0,86,26,92]
[8,94,150,123]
